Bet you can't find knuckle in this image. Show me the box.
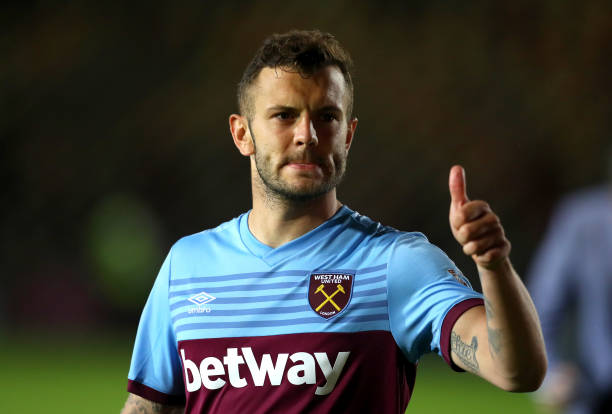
[473,200,489,211]
[488,213,499,224]
[462,243,474,256]
[505,239,512,253]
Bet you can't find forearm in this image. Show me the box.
[478,258,547,390]
[448,165,547,390]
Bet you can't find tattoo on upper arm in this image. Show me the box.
[484,298,502,355]
[451,331,479,373]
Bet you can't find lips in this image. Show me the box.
[282,153,329,173]
[287,162,320,170]
[285,155,320,167]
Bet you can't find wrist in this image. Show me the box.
[476,257,513,276]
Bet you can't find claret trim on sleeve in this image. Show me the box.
[127,380,186,405]
[440,298,484,372]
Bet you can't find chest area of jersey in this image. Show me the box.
[169,264,389,342]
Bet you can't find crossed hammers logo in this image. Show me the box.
[314,284,346,312]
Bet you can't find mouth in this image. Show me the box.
[284,153,325,170]
[286,161,321,170]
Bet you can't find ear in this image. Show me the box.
[344,117,358,151]
[229,114,254,156]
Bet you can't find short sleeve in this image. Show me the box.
[387,233,483,366]
[127,249,186,404]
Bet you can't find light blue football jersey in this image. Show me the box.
[127,206,483,412]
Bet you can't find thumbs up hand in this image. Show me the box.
[449,165,511,270]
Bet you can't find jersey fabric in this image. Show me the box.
[127,206,484,413]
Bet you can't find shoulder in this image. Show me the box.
[341,206,426,243]
[388,233,457,278]
[552,185,611,228]
[166,212,248,272]
[342,206,449,271]
[172,213,245,250]
[559,185,608,209]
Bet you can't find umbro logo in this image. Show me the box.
[188,291,216,314]
[189,291,216,305]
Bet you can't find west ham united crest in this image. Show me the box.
[308,273,354,319]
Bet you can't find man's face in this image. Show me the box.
[246,66,356,201]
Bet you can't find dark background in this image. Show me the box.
[2,1,611,338]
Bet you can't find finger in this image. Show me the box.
[450,200,491,231]
[463,200,491,221]
[462,230,507,256]
[472,242,512,269]
[455,212,500,245]
[449,165,469,209]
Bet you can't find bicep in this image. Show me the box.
[121,393,184,414]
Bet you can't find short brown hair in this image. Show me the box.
[237,29,354,119]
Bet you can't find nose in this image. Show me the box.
[293,114,318,146]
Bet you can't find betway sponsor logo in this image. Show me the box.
[180,347,349,396]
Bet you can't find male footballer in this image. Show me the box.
[122,30,546,413]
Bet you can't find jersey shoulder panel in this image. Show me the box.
[343,208,427,248]
[172,213,245,253]
[169,213,249,277]
[388,232,468,293]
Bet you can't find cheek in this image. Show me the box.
[332,133,349,155]
[254,141,285,167]
[315,122,342,139]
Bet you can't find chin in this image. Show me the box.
[275,182,334,201]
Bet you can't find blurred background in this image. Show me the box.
[1,1,610,412]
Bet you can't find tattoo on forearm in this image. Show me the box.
[122,394,183,414]
[484,298,502,355]
[484,298,495,320]
[451,331,479,372]
[487,327,502,355]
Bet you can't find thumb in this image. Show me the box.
[449,165,469,209]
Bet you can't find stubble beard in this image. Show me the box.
[251,130,347,203]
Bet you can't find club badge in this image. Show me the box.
[308,272,354,319]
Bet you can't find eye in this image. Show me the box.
[274,112,294,120]
[320,112,339,122]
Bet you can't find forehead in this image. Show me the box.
[251,66,348,112]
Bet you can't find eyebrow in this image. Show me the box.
[317,105,343,114]
[264,105,343,114]
[265,105,298,113]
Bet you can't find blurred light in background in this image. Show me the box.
[86,193,162,311]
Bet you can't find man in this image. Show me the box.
[528,183,612,414]
[122,30,546,413]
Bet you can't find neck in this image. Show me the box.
[248,184,342,248]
